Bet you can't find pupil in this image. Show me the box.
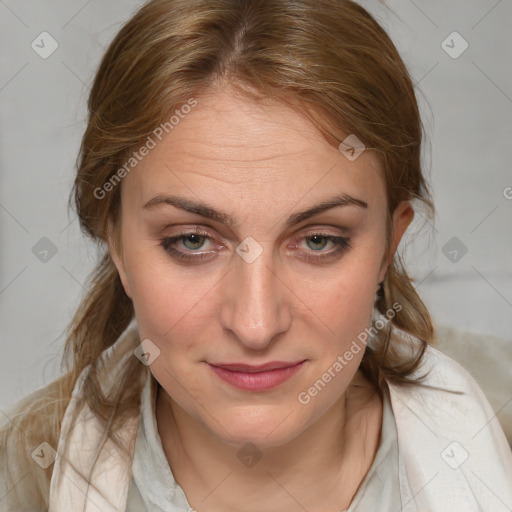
[309,235,326,250]
[185,234,203,249]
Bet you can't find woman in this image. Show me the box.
[1,0,511,510]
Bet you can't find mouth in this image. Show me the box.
[207,360,306,391]
[209,360,305,372]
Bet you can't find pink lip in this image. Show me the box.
[208,360,306,391]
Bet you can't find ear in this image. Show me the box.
[377,200,414,283]
[106,217,133,299]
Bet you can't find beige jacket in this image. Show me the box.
[2,329,512,511]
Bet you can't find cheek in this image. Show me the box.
[298,266,381,387]
[129,273,187,338]
[308,290,374,365]
[122,244,178,331]
[124,248,212,352]
[309,259,379,335]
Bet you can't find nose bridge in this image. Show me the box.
[221,242,290,349]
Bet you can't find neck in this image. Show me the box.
[155,370,382,512]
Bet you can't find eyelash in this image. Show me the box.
[160,228,351,263]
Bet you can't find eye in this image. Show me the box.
[160,228,351,264]
[294,232,351,262]
[161,229,216,262]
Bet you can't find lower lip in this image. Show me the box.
[208,361,306,391]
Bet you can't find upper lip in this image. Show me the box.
[208,360,305,372]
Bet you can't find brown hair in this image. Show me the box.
[1,0,435,505]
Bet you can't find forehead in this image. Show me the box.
[121,86,386,215]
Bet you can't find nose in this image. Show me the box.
[219,248,292,351]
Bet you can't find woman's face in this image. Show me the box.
[109,85,413,448]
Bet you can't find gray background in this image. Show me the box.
[1,0,511,409]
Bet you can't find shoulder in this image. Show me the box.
[0,376,71,511]
[0,327,141,511]
[390,337,492,418]
[388,333,512,455]
[432,324,512,444]
[386,331,512,506]
[408,336,509,421]
[390,325,502,395]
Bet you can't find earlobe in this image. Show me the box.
[106,219,133,300]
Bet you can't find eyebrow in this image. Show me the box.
[143,193,368,228]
